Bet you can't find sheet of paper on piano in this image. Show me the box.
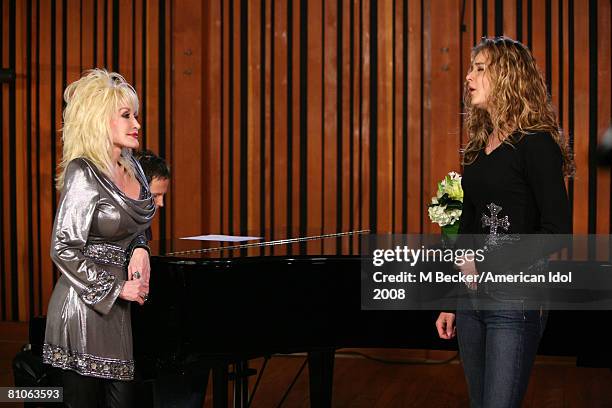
[179,234,263,242]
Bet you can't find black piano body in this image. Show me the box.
[130,232,612,407]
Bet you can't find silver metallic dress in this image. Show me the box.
[43,157,155,381]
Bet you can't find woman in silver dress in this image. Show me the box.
[43,69,156,407]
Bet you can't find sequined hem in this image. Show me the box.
[83,242,127,267]
[80,271,116,305]
[42,343,134,381]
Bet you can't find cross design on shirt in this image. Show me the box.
[481,203,510,235]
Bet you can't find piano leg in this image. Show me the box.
[307,349,335,408]
[212,364,229,408]
[233,360,250,407]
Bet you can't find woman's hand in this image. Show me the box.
[436,312,456,339]
[128,248,150,284]
[457,259,478,290]
[119,279,149,306]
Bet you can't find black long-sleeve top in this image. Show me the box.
[459,131,571,236]
[456,131,571,289]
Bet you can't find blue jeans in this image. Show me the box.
[456,306,548,408]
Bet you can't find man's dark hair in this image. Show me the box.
[134,149,171,184]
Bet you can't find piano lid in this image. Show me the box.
[149,229,371,259]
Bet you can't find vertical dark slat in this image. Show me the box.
[61,0,66,94]
[419,0,424,232]
[356,0,363,232]
[132,0,136,84]
[36,0,43,314]
[482,0,488,36]
[0,0,5,321]
[221,0,227,233]
[158,0,166,239]
[393,0,404,233]
[527,0,532,48]
[141,0,146,147]
[474,0,479,43]
[228,0,234,234]
[488,0,496,37]
[269,0,275,242]
[93,0,97,67]
[164,0,172,240]
[495,0,503,36]
[79,0,82,72]
[240,0,248,235]
[567,0,575,228]
[391,0,396,231]
[402,0,407,232]
[558,0,563,128]
[27,0,35,317]
[299,0,307,240]
[545,0,552,90]
[369,0,377,232]
[8,0,17,320]
[112,0,118,71]
[103,0,107,67]
[587,0,597,233]
[259,0,266,240]
[286,0,293,237]
[349,0,355,237]
[517,0,522,41]
[337,0,343,237]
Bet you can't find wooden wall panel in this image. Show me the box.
[0,0,610,321]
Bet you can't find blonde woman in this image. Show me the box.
[44,69,155,407]
[435,37,572,407]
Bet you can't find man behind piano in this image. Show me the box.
[134,149,209,407]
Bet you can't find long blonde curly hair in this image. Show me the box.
[56,69,139,189]
[462,37,574,176]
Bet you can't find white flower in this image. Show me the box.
[428,171,464,227]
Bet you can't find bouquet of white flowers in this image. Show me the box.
[427,171,463,235]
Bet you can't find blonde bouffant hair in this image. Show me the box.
[56,69,139,189]
[462,37,574,176]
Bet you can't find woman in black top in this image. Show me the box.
[435,37,573,407]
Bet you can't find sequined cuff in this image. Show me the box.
[127,234,150,260]
[80,271,116,306]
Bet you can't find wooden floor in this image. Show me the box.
[2,322,612,407]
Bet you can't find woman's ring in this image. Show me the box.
[133,271,141,279]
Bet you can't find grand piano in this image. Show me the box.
[131,231,612,407]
